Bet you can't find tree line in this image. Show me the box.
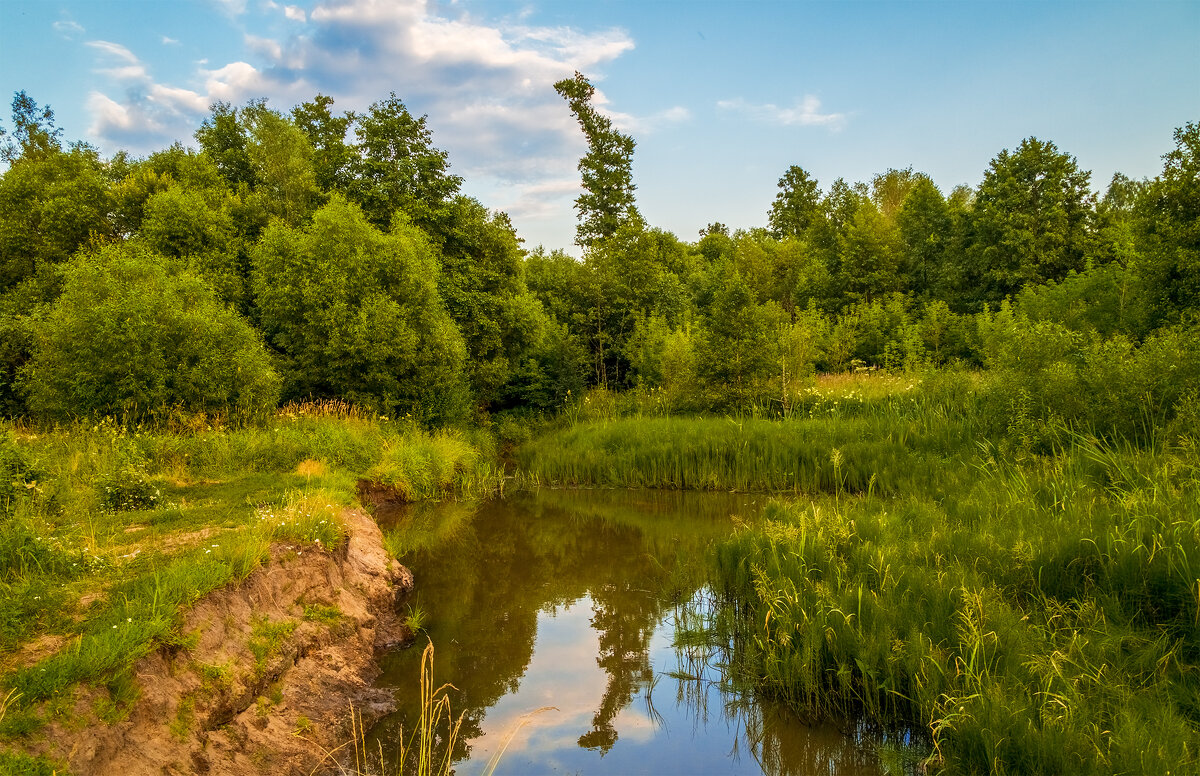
[0,77,1197,429]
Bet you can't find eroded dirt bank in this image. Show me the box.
[31,508,413,776]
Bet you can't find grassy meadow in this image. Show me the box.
[0,402,499,772]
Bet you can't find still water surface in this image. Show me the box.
[370,489,890,775]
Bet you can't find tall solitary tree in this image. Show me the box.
[554,72,640,248]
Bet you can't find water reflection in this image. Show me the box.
[369,490,896,775]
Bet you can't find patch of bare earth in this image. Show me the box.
[25,508,414,776]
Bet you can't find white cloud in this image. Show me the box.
[53,20,85,38]
[163,36,181,45]
[202,61,268,102]
[245,34,283,62]
[211,0,249,17]
[82,0,671,247]
[612,104,691,135]
[86,40,141,64]
[717,95,846,129]
[87,41,149,82]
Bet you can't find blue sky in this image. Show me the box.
[2,0,1197,252]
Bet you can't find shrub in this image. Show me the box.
[23,243,280,422]
[96,466,160,512]
[252,195,469,423]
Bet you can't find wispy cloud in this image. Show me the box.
[162,36,181,46]
[284,5,307,22]
[612,104,691,135]
[52,20,85,38]
[86,40,140,64]
[717,95,846,130]
[87,41,149,81]
[210,0,248,17]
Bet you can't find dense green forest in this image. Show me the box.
[0,78,1195,431]
[2,74,1200,775]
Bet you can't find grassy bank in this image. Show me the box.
[0,404,499,754]
[714,437,1200,774]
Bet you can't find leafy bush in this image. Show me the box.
[96,465,160,512]
[978,304,1200,445]
[252,195,469,423]
[23,243,280,422]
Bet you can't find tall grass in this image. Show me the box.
[520,413,975,496]
[713,437,1200,774]
[365,430,499,502]
[325,641,463,776]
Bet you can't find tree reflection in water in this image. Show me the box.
[368,490,905,775]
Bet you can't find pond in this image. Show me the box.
[369,489,907,775]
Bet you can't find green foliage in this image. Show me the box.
[1015,262,1152,338]
[141,185,235,260]
[696,271,780,409]
[838,203,904,303]
[291,93,355,193]
[554,72,642,247]
[0,125,112,291]
[970,137,1094,306]
[428,197,550,408]
[1137,121,1200,319]
[714,436,1200,775]
[242,102,321,226]
[348,92,462,229]
[252,195,468,422]
[978,303,1200,444]
[96,466,160,512]
[896,176,951,298]
[195,101,256,190]
[23,243,280,422]
[365,430,497,502]
[579,224,691,387]
[768,165,821,239]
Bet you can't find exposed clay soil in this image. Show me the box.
[22,508,414,776]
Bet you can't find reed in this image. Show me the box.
[713,436,1200,774]
[520,413,975,496]
[324,641,463,776]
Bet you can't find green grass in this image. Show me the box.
[713,437,1200,775]
[248,617,299,680]
[0,406,501,745]
[520,413,975,496]
[0,749,66,776]
[365,429,499,502]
